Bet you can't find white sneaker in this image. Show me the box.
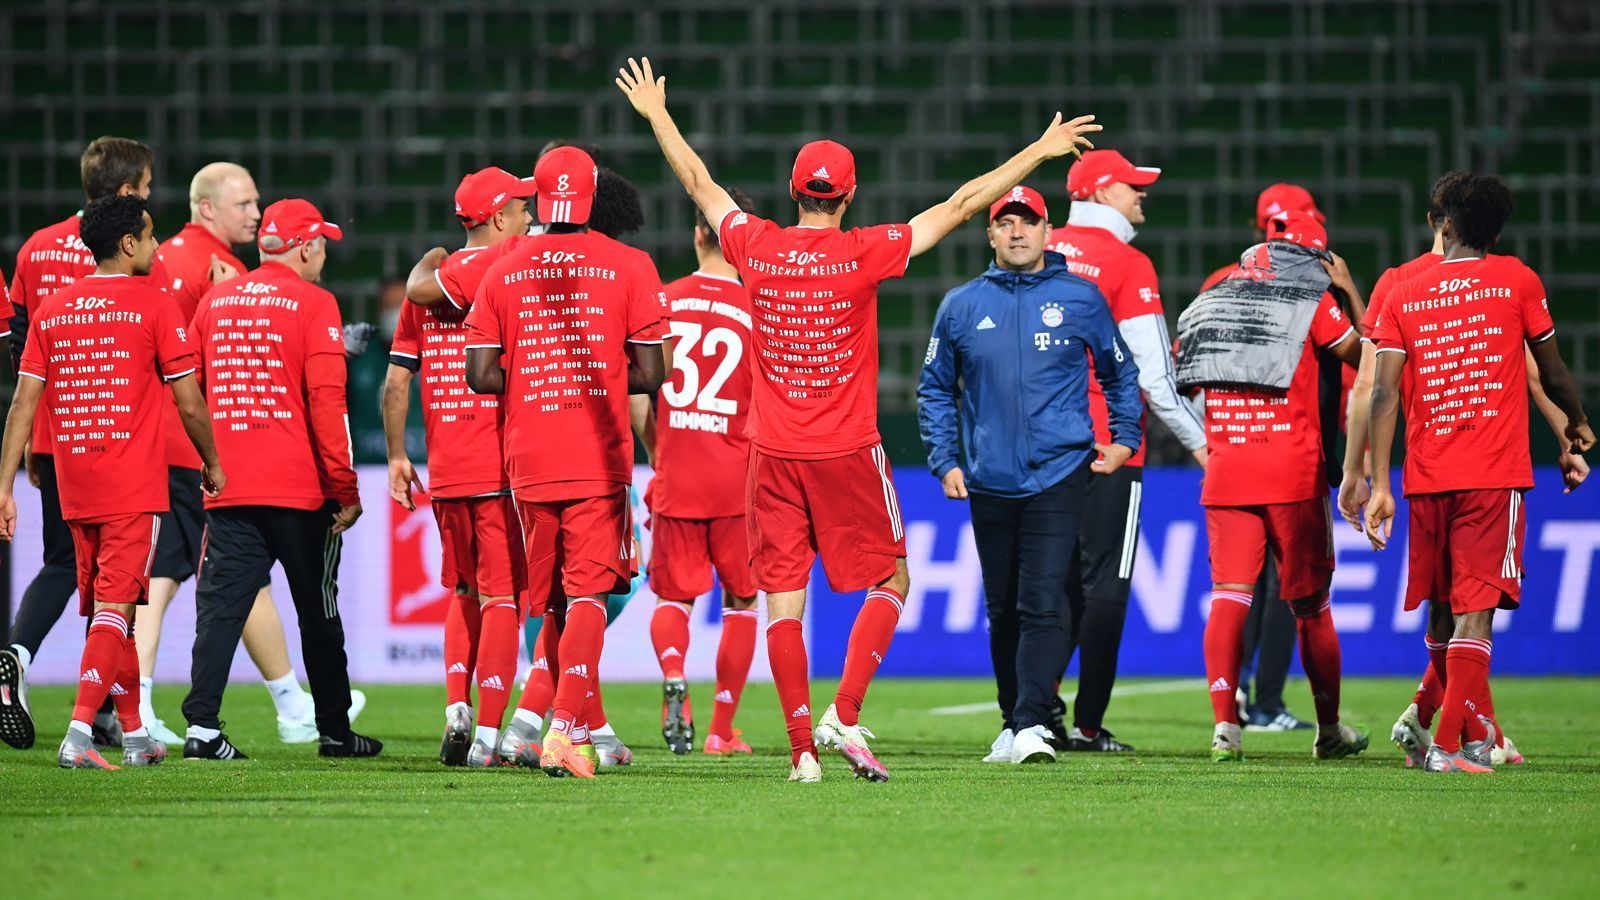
[813,703,889,781]
[1391,703,1432,768]
[278,689,370,743]
[146,716,185,747]
[1492,732,1525,766]
[983,728,1015,763]
[787,750,822,783]
[1010,725,1057,764]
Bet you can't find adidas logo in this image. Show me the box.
[110,683,128,696]
[480,675,505,691]
[790,703,810,719]
[715,690,734,703]
[532,658,549,671]
[80,668,102,685]
[660,647,682,659]
[447,662,468,674]
[812,166,830,179]
[1209,677,1230,693]
[265,221,278,233]
[564,664,590,678]
[976,315,996,331]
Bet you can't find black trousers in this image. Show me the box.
[1061,465,1142,732]
[1240,558,1296,713]
[971,465,1089,732]
[8,455,78,656]
[183,504,353,739]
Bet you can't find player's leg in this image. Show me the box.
[1067,465,1140,751]
[590,558,641,768]
[4,455,80,749]
[58,518,139,770]
[970,489,1024,762]
[704,514,759,754]
[455,496,523,766]
[501,501,561,767]
[136,465,206,745]
[1202,506,1267,761]
[648,515,710,753]
[1246,561,1310,731]
[430,497,479,763]
[1393,602,1451,767]
[183,508,273,759]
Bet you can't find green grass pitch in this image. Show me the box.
[4,677,1598,897]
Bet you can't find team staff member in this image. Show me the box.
[0,196,223,768]
[182,199,378,760]
[1044,151,1206,752]
[384,167,534,767]
[919,186,1142,765]
[1,137,158,750]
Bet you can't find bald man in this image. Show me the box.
[138,163,363,746]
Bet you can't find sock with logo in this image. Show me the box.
[444,591,482,708]
[710,607,759,740]
[110,633,144,735]
[474,600,519,735]
[650,601,692,681]
[1434,638,1492,753]
[264,671,312,723]
[766,617,813,766]
[1414,636,1449,728]
[588,678,608,730]
[73,609,129,726]
[1291,596,1342,728]
[548,599,605,734]
[1203,590,1252,726]
[515,612,558,719]
[834,588,903,727]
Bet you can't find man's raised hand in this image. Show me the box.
[1035,113,1100,161]
[616,56,668,120]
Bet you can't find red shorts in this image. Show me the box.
[1405,488,1526,614]
[649,513,755,600]
[746,444,906,593]
[517,488,634,616]
[431,494,526,600]
[1204,496,1334,600]
[69,513,160,616]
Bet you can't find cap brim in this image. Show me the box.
[320,222,344,241]
[509,176,539,199]
[991,200,1049,222]
[538,194,593,225]
[1123,166,1161,186]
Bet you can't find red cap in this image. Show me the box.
[1255,183,1324,230]
[791,140,856,199]
[258,199,342,251]
[534,146,598,225]
[989,185,1049,222]
[455,167,537,228]
[1267,210,1328,251]
[1067,150,1161,200]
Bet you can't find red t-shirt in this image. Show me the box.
[464,231,667,501]
[1362,251,1443,340]
[1200,262,1238,293]
[191,261,358,510]
[18,274,197,521]
[390,245,508,499]
[1202,291,1355,506]
[154,223,247,470]
[1046,225,1164,466]
[716,213,911,459]
[652,271,754,519]
[1370,255,1555,496]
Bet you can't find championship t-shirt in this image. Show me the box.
[154,223,248,470]
[1046,224,1164,466]
[464,230,667,501]
[18,274,197,521]
[1362,251,1443,340]
[652,271,754,519]
[191,261,357,510]
[390,244,508,499]
[716,213,911,459]
[1370,255,1555,496]
[1202,291,1355,506]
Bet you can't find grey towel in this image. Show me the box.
[1175,242,1331,393]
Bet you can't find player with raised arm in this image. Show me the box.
[384,167,535,766]
[618,55,1099,782]
[0,195,223,768]
[1365,174,1594,774]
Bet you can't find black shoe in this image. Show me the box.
[1066,726,1134,752]
[0,648,35,750]
[184,731,248,760]
[1045,695,1070,750]
[319,732,383,758]
[91,710,123,748]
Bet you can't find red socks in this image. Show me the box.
[444,591,482,707]
[110,633,143,735]
[1293,597,1342,728]
[549,598,606,734]
[1414,636,1448,728]
[516,612,558,718]
[474,601,519,732]
[834,589,903,726]
[589,678,608,730]
[1435,638,1492,752]
[650,601,692,680]
[74,609,129,725]
[1203,590,1252,725]
[766,617,812,765]
[710,608,758,740]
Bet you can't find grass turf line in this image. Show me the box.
[3,677,1597,897]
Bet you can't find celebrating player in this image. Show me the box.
[183,199,378,760]
[618,55,1100,782]
[0,195,224,769]
[645,188,761,756]
[384,167,534,766]
[463,146,667,778]
[1365,173,1594,774]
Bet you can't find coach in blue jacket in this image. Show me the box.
[918,186,1143,764]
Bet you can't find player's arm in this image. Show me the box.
[906,113,1101,258]
[464,347,505,395]
[1364,348,1405,551]
[383,363,425,509]
[0,374,42,540]
[1529,336,1595,455]
[1323,252,1366,330]
[169,373,225,499]
[1117,313,1207,466]
[1525,345,1588,492]
[616,57,739,232]
[627,341,666,395]
[7,260,29,374]
[1337,340,1379,528]
[916,296,966,499]
[630,394,658,467]
[405,247,450,307]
